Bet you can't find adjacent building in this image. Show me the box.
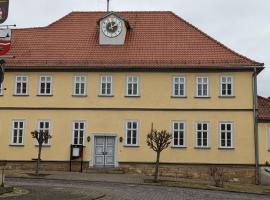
[0,11,268,183]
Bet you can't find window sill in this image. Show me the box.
[72,95,88,98]
[13,94,29,97]
[35,145,51,147]
[194,147,211,149]
[37,94,53,97]
[123,145,140,148]
[98,95,114,97]
[171,96,187,99]
[9,144,24,147]
[194,96,211,99]
[171,146,187,149]
[218,147,235,150]
[125,95,141,98]
[219,96,235,98]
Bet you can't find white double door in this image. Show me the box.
[94,136,116,167]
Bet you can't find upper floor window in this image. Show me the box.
[219,122,234,148]
[172,121,186,147]
[11,120,25,145]
[37,120,51,145]
[125,120,139,146]
[126,76,139,96]
[220,76,234,96]
[195,122,210,148]
[73,76,87,96]
[72,121,85,145]
[196,77,209,97]
[172,76,186,97]
[39,76,52,95]
[0,83,3,96]
[100,76,113,96]
[15,76,28,95]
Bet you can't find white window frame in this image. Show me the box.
[37,120,51,146]
[73,76,87,96]
[72,121,86,145]
[14,75,28,95]
[0,83,3,96]
[38,76,53,96]
[10,120,25,145]
[172,76,186,97]
[195,121,210,148]
[196,77,209,97]
[219,122,234,149]
[100,76,113,96]
[220,76,234,97]
[171,121,186,147]
[126,76,140,96]
[125,120,139,146]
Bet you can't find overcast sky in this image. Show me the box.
[4,0,270,97]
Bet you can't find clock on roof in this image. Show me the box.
[98,12,131,45]
[102,17,122,38]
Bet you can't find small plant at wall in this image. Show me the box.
[209,167,225,187]
[146,126,172,182]
[31,130,52,176]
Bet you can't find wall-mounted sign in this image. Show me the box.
[0,0,9,24]
[0,58,5,84]
[0,28,10,56]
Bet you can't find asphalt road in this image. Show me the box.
[3,178,270,200]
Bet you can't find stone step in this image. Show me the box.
[85,167,125,174]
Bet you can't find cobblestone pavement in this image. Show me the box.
[4,178,270,200]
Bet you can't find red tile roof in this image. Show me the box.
[5,11,264,69]
[258,96,270,121]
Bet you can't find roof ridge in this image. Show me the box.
[169,12,264,67]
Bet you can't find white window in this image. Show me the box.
[100,76,113,96]
[0,83,3,96]
[39,76,52,95]
[126,76,139,96]
[173,77,186,97]
[15,76,28,95]
[73,76,87,96]
[219,122,234,148]
[72,121,85,145]
[220,76,234,96]
[196,77,209,97]
[172,121,186,147]
[125,120,139,146]
[11,120,25,145]
[195,122,210,148]
[37,120,51,145]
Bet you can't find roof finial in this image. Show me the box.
[107,0,110,12]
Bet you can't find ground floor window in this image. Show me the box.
[72,121,85,145]
[219,122,233,148]
[37,120,51,145]
[125,120,139,146]
[195,122,209,148]
[172,121,186,147]
[11,120,25,145]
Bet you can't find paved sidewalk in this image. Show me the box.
[5,170,148,184]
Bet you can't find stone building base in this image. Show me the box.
[1,160,256,184]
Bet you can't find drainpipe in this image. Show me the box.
[253,67,260,185]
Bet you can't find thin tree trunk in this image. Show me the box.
[36,145,42,176]
[154,151,160,182]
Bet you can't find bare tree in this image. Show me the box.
[31,130,52,175]
[146,128,172,182]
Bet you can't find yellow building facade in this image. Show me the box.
[0,11,267,183]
